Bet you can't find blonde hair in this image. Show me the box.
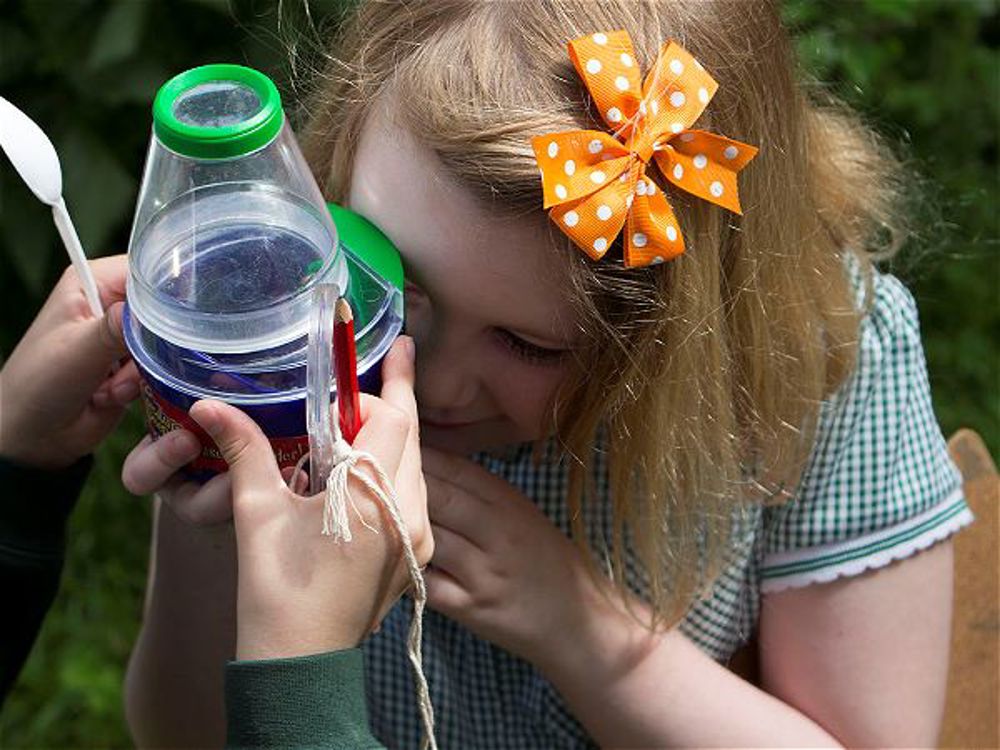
[295,0,908,627]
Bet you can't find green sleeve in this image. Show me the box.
[0,454,90,705]
[224,648,385,749]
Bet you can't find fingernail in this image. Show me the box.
[112,379,140,403]
[401,336,415,362]
[169,430,202,461]
[189,401,220,435]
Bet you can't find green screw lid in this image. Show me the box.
[153,64,283,159]
[327,203,404,292]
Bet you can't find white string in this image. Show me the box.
[292,411,438,750]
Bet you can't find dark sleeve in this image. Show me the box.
[225,648,385,749]
[0,455,91,704]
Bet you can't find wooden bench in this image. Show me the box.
[939,429,998,748]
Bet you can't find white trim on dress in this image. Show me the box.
[760,487,973,593]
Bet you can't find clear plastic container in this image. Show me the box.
[127,64,348,353]
[123,64,403,479]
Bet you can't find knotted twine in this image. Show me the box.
[291,413,438,750]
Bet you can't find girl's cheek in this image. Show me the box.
[499,362,571,436]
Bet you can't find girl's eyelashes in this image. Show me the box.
[493,328,568,366]
[403,280,566,365]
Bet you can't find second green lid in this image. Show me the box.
[328,203,404,292]
[153,64,283,159]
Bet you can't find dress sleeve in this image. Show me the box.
[759,272,973,593]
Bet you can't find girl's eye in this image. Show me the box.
[493,328,568,366]
[404,280,427,298]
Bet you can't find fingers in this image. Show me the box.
[378,336,417,423]
[87,254,129,306]
[122,425,237,526]
[60,300,130,395]
[421,446,505,501]
[355,335,419,477]
[188,400,284,498]
[376,336,425,528]
[425,474,487,549]
[161,471,235,526]
[106,359,141,404]
[413,515,435,568]
[95,300,128,357]
[424,566,474,616]
[91,360,140,409]
[352,395,412,480]
[428,523,481,583]
[281,465,310,495]
[54,255,127,317]
[122,430,202,495]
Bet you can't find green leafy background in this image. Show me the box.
[0,1,996,746]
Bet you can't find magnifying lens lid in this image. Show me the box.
[153,63,283,159]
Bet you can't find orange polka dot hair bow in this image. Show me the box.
[531,31,758,267]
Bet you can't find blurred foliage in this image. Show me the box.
[0,0,996,746]
[1,1,343,746]
[785,0,999,461]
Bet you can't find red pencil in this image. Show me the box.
[333,298,362,443]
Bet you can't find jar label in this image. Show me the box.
[139,378,310,478]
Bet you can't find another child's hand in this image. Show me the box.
[125,338,431,659]
[421,449,600,669]
[121,427,233,525]
[0,256,141,469]
[208,338,430,659]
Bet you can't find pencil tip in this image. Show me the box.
[335,297,354,323]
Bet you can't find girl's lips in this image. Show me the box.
[420,418,477,429]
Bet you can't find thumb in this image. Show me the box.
[94,301,128,358]
[188,400,284,498]
[61,302,129,391]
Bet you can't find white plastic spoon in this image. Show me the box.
[0,95,104,317]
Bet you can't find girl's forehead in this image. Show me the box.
[348,111,581,345]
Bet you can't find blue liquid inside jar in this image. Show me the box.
[157,224,324,316]
[125,208,403,481]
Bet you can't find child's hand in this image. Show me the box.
[0,256,141,469]
[421,448,600,669]
[121,428,233,525]
[126,339,431,659]
[209,338,430,659]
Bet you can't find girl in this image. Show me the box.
[124,1,971,747]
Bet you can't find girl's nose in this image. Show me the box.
[412,337,480,414]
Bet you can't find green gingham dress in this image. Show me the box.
[362,268,973,749]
